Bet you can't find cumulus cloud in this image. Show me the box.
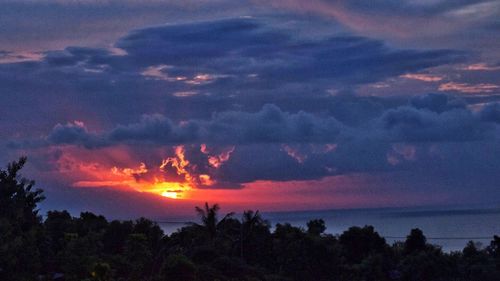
[45,104,344,147]
[378,106,488,142]
[33,93,500,150]
[206,104,343,143]
[48,121,104,148]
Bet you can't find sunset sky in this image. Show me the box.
[1,0,500,219]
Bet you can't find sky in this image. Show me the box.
[1,0,500,219]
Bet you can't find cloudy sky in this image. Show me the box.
[1,0,500,219]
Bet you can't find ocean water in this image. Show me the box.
[157,207,500,252]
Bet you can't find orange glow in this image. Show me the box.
[47,145,442,213]
[141,180,192,199]
[201,145,235,168]
[67,144,236,200]
[112,162,148,177]
[112,146,197,199]
[160,146,193,182]
[199,174,215,186]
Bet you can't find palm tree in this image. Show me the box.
[240,210,269,258]
[194,202,233,240]
[242,210,268,233]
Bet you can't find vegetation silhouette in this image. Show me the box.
[1,157,500,281]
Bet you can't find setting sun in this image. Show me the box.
[146,180,193,199]
[161,191,179,199]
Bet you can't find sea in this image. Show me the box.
[156,206,500,252]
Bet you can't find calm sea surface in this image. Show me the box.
[157,207,500,252]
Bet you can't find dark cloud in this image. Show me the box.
[43,47,113,67]
[478,102,500,123]
[109,114,178,143]
[378,106,489,142]
[409,93,466,113]
[206,104,343,143]
[48,122,102,147]
[116,18,465,88]
[2,92,483,154]
[45,104,344,146]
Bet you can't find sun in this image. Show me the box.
[161,191,179,199]
[148,180,191,199]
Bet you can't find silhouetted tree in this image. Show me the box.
[0,157,45,281]
[307,219,326,236]
[193,202,233,240]
[404,228,427,254]
[45,210,75,250]
[463,240,481,259]
[339,226,388,264]
[399,248,448,281]
[161,254,197,281]
[242,210,268,232]
[488,235,500,270]
[76,211,108,236]
[124,233,153,280]
[240,210,272,264]
[43,210,76,274]
[102,220,133,255]
[460,241,498,281]
[133,217,164,254]
[487,235,500,259]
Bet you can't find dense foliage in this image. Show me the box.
[1,158,500,281]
